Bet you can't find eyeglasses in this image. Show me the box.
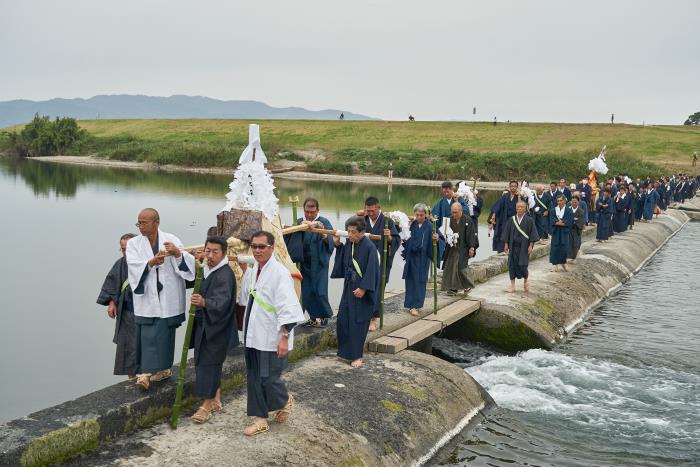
[135,220,153,227]
[250,244,271,250]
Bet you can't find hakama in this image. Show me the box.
[441,216,479,290]
[549,206,573,265]
[567,207,585,259]
[401,220,444,309]
[596,196,613,241]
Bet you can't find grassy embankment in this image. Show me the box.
[3,119,700,181]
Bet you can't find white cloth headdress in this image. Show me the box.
[238,124,267,164]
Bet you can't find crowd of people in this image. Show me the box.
[96,172,698,435]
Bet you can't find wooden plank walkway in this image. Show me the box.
[368,298,481,354]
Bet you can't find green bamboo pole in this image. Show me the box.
[431,211,438,315]
[380,218,388,330]
[171,259,204,430]
[289,196,302,308]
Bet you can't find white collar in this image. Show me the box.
[369,211,382,228]
[203,256,229,279]
[516,214,525,223]
[555,205,565,218]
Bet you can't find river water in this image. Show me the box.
[0,158,500,423]
[432,222,700,466]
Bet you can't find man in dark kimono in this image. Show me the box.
[442,202,479,294]
[97,233,137,378]
[549,195,573,272]
[401,203,444,316]
[558,179,573,202]
[331,217,381,368]
[489,180,519,253]
[471,189,484,228]
[363,196,400,331]
[567,196,585,263]
[596,188,613,242]
[432,181,469,229]
[502,201,539,293]
[532,184,550,243]
[612,186,629,233]
[297,198,334,327]
[189,236,237,424]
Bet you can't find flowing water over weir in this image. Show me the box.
[431,222,700,466]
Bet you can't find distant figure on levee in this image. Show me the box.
[611,113,615,124]
[331,216,381,368]
[189,236,237,424]
[549,195,573,272]
[127,208,195,391]
[693,151,698,167]
[408,114,415,122]
[339,112,344,120]
[240,231,305,436]
[493,116,497,126]
[502,201,539,293]
[97,232,137,379]
[442,202,478,295]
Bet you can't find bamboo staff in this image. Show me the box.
[171,258,204,429]
[290,196,302,307]
[380,217,388,330]
[282,223,381,241]
[430,209,438,315]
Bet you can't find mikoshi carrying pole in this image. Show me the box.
[171,258,204,429]
[380,218,388,330]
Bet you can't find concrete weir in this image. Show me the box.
[450,208,691,350]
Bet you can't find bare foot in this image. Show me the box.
[368,319,378,332]
[550,267,559,272]
[350,359,363,368]
[562,265,569,272]
[570,259,577,264]
[505,288,515,293]
[409,308,420,317]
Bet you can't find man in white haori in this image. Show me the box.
[240,230,305,436]
[126,208,195,390]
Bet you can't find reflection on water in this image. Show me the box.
[0,157,502,422]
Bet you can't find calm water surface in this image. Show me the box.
[432,223,700,466]
[0,158,500,422]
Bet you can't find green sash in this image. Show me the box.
[351,242,380,278]
[251,273,276,314]
[511,216,529,240]
[535,195,548,210]
[121,279,130,292]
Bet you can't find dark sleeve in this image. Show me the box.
[201,270,235,320]
[283,232,305,263]
[96,259,122,305]
[330,244,346,279]
[178,256,190,272]
[133,265,150,295]
[358,243,380,293]
[321,217,335,254]
[466,220,479,249]
[387,219,401,259]
[529,218,540,243]
[500,217,511,243]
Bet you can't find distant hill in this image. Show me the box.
[0,94,375,128]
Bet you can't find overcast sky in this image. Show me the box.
[2,0,698,124]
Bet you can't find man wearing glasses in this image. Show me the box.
[240,231,305,436]
[126,208,195,391]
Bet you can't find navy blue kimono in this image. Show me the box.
[401,220,445,309]
[596,195,613,240]
[471,196,484,228]
[635,193,645,220]
[501,214,539,279]
[331,237,381,361]
[490,193,518,252]
[433,196,469,229]
[297,216,334,320]
[613,195,628,233]
[644,189,659,220]
[549,206,573,265]
[532,193,550,239]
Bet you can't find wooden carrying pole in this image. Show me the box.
[431,211,438,314]
[380,218,388,330]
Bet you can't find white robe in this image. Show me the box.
[240,255,305,352]
[126,230,195,319]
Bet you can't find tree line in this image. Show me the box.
[1,114,86,157]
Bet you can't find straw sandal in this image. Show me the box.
[191,406,212,424]
[273,394,295,424]
[135,374,150,391]
[243,418,269,436]
[150,369,172,382]
[211,401,223,413]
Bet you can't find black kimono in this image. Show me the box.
[501,214,539,280]
[96,256,137,376]
[365,213,400,317]
[189,264,237,399]
[331,237,381,361]
[441,215,479,291]
[567,207,585,259]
